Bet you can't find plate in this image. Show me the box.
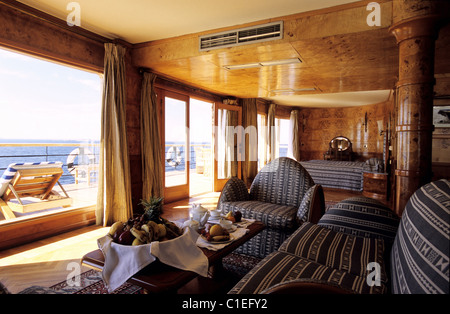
[225,225,237,232]
[201,233,235,244]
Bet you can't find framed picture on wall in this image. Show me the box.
[433,105,450,128]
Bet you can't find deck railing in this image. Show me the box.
[0,143,100,185]
[1,142,286,184]
[0,142,213,184]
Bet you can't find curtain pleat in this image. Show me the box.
[242,98,258,187]
[140,72,163,200]
[267,103,276,162]
[224,110,238,178]
[289,109,300,161]
[96,43,133,226]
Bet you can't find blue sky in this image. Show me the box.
[0,47,288,145]
[0,47,102,141]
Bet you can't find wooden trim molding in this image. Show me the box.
[0,0,106,73]
[0,0,110,43]
[0,206,96,251]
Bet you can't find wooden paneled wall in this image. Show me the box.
[0,1,105,72]
[298,100,391,161]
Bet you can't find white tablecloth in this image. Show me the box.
[97,226,209,293]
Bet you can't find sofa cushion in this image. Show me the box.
[390,179,450,294]
[318,196,400,243]
[278,222,387,283]
[228,251,386,294]
[249,157,314,208]
[220,200,298,230]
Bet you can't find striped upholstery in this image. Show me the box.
[232,228,293,258]
[318,196,400,243]
[279,222,387,282]
[300,160,367,191]
[220,201,298,230]
[220,201,298,257]
[0,162,63,197]
[218,157,315,258]
[249,157,314,208]
[297,184,324,223]
[229,251,386,294]
[217,176,249,204]
[390,179,450,294]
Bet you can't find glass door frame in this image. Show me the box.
[213,102,242,192]
[159,89,190,203]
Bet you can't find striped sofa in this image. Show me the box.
[229,179,449,294]
[218,157,324,258]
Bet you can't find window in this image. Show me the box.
[0,48,102,221]
[277,118,290,158]
[257,114,291,170]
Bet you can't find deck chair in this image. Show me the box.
[0,162,72,220]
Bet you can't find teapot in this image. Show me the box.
[190,203,210,228]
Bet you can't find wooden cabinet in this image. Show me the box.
[363,172,388,201]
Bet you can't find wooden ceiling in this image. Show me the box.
[132,0,400,106]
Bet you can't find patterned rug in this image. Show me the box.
[49,269,144,294]
[15,253,259,294]
[14,269,143,294]
[222,252,262,278]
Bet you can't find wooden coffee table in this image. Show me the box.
[81,221,265,293]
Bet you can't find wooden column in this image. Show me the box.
[389,1,444,216]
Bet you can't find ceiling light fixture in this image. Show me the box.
[271,87,316,93]
[224,58,301,70]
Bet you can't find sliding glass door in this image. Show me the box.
[163,91,189,203]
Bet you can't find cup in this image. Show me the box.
[209,209,221,219]
[219,218,233,231]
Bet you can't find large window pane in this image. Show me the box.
[0,47,101,220]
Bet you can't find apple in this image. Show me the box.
[234,210,242,222]
[118,230,134,245]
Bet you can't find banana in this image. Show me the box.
[130,227,148,243]
[109,221,124,236]
[165,221,182,237]
[147,221,159,239]
[132,238,145,246]
[212,235,230,242]
[141,224,150,234]
[157,224,167,238]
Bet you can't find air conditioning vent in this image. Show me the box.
[199,21,283,51]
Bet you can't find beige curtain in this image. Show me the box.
[96,43,133,226]
[140,72,163,200]
[225,110,238,178]
[217,108,238,178]
[267,103,277,162]
[289,109,300,161]
[242,98,258,186]
[257,112,268,169]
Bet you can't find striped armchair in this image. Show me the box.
[218,157,324,258]
[229,179,449,294]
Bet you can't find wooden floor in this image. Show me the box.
[0,188,361,294]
